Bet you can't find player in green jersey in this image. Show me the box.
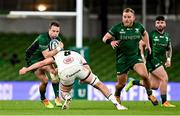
[125,16,176,107]
[102,8,158,106]
[25,21,63,108]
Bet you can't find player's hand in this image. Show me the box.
[146,46,151,54]
[110,40,119,49]
[19,67,28,75]
[141,54,146,64]
[57,42,64,50]
[165,59,171,68]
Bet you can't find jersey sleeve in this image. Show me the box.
[108,24,119,38]
[138,23,145,36]
[166,33,172,51]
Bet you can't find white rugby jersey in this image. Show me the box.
[53,50,87,72]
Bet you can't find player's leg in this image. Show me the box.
[125,59,161,91]
[151,66,176,107]
[49,72,62,107]
[80,70,127,110]
[125,73,160,92]
[133,63,158,106]
[148,73,161,90]
[41,65,62,107]
[114,62,129,104]
[114,73,128,104]
[59,84,72,110]
[58,67,78,110]
[34,68,54,108]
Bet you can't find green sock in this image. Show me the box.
[40,83,47,100]
[146,89,152,96]
[133,80,141,85]
[115,87,123,97]
[52,83,59,97]
[161,94,167,104]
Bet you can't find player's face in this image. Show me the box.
[49,25,60,39]
[122,12,135,27]
[155,20,166,32]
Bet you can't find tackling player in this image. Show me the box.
[19,49,128,110]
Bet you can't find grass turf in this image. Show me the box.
[0,100,179,115]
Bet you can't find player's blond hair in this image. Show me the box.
[123,8,135,14]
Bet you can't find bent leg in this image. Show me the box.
[34,68,49,100]
[82,72,127,110]
[133,63,150,89]
[133,63,158,106]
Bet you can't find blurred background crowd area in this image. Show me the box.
[0,0,180,82]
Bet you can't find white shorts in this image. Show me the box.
[59,65,90,86]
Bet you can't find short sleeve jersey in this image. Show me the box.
[26,32,62,62]
[147,30,171,62]
[108,22,145,59]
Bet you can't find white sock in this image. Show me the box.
[108,94,119,105]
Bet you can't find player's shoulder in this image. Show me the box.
[37,33,49,40]
[149,30,157,35]
[133,22,144,28]
[113,23,123,28]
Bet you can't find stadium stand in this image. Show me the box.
[0,33,179,82]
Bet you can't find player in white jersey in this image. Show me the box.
[19,50,127,110]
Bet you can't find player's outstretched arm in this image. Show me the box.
[139,40,146,63]
[142,31,151,54]
[19,57,54,75]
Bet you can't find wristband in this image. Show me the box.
[167,58,171,62]
[105,39,113,44]
[141,54,145,59]
[56,46,61,52]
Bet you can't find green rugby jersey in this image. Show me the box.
[147,30,171,62]
[26,32,62,62]
[108,22,145,57]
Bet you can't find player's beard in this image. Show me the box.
[157,26,165,33]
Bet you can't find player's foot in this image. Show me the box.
[115,103,128,110]
[148,95,159,106]
[42,99,54,108]
[125,78,135,92]
[115,96,121,104]
[161,101,176,107]
[62,94,72,110]
[55,97,62,107]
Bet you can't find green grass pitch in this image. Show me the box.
[0,100,179,115]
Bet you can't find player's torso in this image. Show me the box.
[149,30,170,61]
[112,23,144,58]
[54,51,82,72]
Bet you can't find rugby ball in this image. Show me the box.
[49,39,60,50]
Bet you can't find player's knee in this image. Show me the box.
[161,77,168,84]
[90,74,100,86]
